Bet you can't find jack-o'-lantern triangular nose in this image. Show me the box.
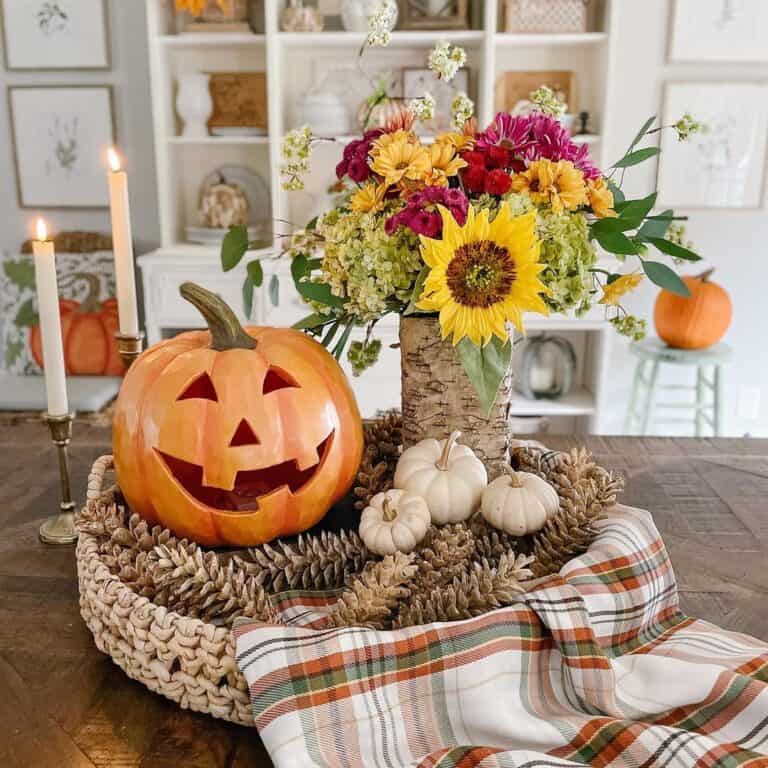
[230,419,260,447]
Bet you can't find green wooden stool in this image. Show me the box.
[625,337,732,437]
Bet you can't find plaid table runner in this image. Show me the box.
[234,505,768,767]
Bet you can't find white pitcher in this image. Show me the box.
[176,73,213,139]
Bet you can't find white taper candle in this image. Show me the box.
[32,219,69,417]
[107,148,139,336]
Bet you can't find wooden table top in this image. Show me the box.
[2,420,768,767]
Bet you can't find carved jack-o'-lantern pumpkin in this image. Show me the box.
[112,283,364,547]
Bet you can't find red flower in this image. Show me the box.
[486,146,511,170]
[462,164,487,193]
[484,169,512,196]
[335,159,349,179]
[347,156,371,183]
[461,150,487,168]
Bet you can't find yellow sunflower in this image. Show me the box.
[370,131,431,187]
[350,182,387,213]
[598,272,643,306]
[422,141,467,187]
[511,159,588,214]
[416,204,550,346]
[587,177,618,219]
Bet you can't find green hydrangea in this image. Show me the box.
[314,207,422,323]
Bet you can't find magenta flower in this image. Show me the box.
[385,186,469,238]
[336,129,384,181]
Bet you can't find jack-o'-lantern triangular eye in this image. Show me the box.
[263,367,299,394]
[178,372,218,402]
[230,419,260,446]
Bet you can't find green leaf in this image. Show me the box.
[612,147,660,169]
[221,226,249,272]
[332,321,354,360]
[645,237,701,262]
[3,259,35,290]
[295,279,345,308]
[292,312,334,330]
[592,228,641,255]
[617,192,657,227]
[591,217,637,235]
[606,179,625,205]
[247,259,264,287]
[627,115,657,154]
[403,265,430,316]
[606,273,621,284]
[305,215,319,232]
[642,260,691,296]
[456,335,512,416]
[242,276,254,319]
[321,319,341,348]
[291,253,309,282]
[14,297,37,328]
[637,209,674,240]
[268,274,279,306]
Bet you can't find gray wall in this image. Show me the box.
[0,0,160,255]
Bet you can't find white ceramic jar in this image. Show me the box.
[341,0,398,33]
[176,73,213,139]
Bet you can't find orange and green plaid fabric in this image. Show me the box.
[234,505,768,767]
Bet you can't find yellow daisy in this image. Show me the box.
[423,141,467,187]
[349,182,387,214]
[511,159,588,214]
[370,131,431,187]
[416,204,550,346]
[599,272,643,306]
[587,177,618,219]
[434,132,475,152]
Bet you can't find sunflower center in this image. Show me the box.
[446,240,516,307]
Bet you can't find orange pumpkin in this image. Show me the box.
[112,282,364,547]
[654,269,732,350]
[30,273,124,376]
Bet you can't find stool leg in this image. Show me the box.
[625,360,645,435]
[640,361,659,436]
[714,364,723,437]
[695,366,705,438]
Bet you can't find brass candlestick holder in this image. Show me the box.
[116,331,145,369]
[39,412,78,545]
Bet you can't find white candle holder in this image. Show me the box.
[39,411,77,545]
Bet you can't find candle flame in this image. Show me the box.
[108,147,122,172]
[36,218,48,242]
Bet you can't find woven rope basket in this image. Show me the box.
[77,456,254,727]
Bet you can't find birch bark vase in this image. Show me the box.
[399,316,513,465]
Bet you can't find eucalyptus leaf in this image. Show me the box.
[627,115,657,154]
[612,146,660,169]
[291,253,309,282]
[642,260,691,296]
[456,335,512,416]
[246,259,264,287]
[242,276,254,319]
[295,279,345,308]
[221,226,249,272]
[637,209,674,240]
[607,179,625,205]
[617,192,657,227]
[293,312,334,330]
[646,237,701,262]
[592,228,641,256]
[268,274,279,306]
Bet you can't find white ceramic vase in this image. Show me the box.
[341,0,398,33]
[176,74,213,139]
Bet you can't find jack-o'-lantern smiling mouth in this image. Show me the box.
[156,431,335,512]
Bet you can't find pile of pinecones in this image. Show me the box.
[77,413,623,631]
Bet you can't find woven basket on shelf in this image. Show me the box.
[199,0,248,22]
[503,0,588,33]
[77,456,254,727]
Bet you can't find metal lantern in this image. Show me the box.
[515,335,576,400]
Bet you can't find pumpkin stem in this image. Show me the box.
[180,282,257,352]
[436,430,461,471]
[698,268,715,282]
[507,472,524,489]
[382,497,397,522]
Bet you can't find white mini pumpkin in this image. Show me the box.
[393,430,487,524]
[359,489,431,556]
[480,471,559,536]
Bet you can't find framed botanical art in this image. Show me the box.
[1,0,110,70]
[669,0,768,63]
[9,86,116,209]
[657,83,768,210]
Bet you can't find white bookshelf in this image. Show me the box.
[139,0,617,430]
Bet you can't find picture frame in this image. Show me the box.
[657,82,768,210]
[398,0,469,30]
[1,0,110,70]
[208,72,268,133]
[668,0,768,63]
[495,70,576,115]
[402,67,470,133]
[8,85,116,209]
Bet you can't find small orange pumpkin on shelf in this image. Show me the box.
[112,282,364,547]
[653,268,732,350]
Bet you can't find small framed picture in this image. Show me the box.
[9,86,116,209]
[1,0,110,70]
[669,0,768,63]
[657,82,768,210]
[402,68,470,133]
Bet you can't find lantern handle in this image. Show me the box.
[180,282,257,352]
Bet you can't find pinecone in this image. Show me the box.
[327,552,417,629]
[353,411,402,510]
[411,523,476,590]
[238,529,369,593]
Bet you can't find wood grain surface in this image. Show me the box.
[2,420,767,767]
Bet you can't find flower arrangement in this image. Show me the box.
[222,14,704,415]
